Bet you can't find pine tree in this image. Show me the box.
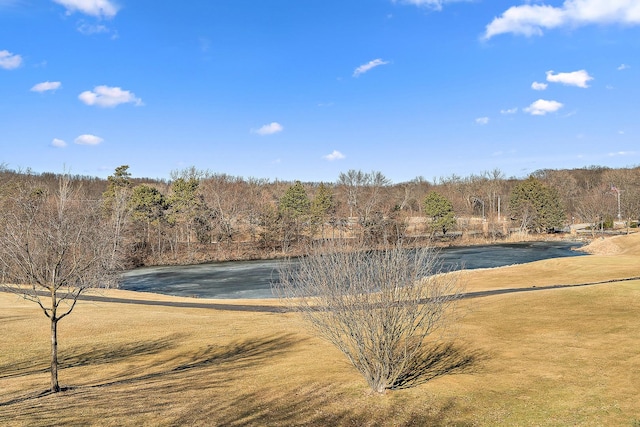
[509,176,565,233]
[310,183,335,237]
[423,191,456,236]
[279,181,311,219]
[278,181,311,248]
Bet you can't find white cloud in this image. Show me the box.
[524,99,564,115]
[484,0,640,39]
[31,81,62,93]
[500,107,518,114]
[531,81,548,90]
[78,85,143,107]
[253,122,283,136]
[0,50,22,69]
[353,58,389,77]
[77,22,110,35]
[608,150,636,157]
[546,69,593,88]
[475,117,490,125]
[52,0,119,18]
[617,63,630,70]
[51,138,67,148]
[74,134,103,145]
[392,0,469,11]
[323,150,346,161]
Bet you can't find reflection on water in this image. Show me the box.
[119,241,586,299]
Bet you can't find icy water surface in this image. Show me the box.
[119,241,587,299]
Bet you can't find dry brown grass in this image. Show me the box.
[1,233,640,426]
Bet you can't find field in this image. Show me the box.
[1,233,639,426]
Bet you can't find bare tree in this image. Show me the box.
[275,241,463,393]
[0,174,120,393]
[337,169,367,219]
[337,170,390,221]
[336,170,393,243]
[576,185,617,236]
[200,174,245,245]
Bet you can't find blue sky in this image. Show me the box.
[1,0,639,182]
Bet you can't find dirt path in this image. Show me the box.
[54,275,639,313]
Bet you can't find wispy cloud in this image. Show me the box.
[74,134,103,145]
[531,81,548,91]
[484,0,640,39]
[353,58,389,77]
[524,99,563,116]
[323,150,346,161]
[31,81,62,93]
[77,22,112,35]
[608,151,636,157]
[79,85,143,107]
[500,107,518,114]
[199,37,211,53]
[51,138,67,148]
[52,0,119,18]
[252,122,284,136]
[0,50,22,69]
[0,0,21,7]
[392,0,469,11]
[475,117,489,125]
[617,63,630,71]
[546,70,593,88]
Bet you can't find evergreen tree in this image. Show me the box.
[169,177,200,218]
[130,185,168,223]
[278,181,311,248]
[129,184,169,249]
[310,183,335,237]
[168,177,206,245]
[423,191,456,236]
[279,181,311,219]
[509,176,565,233]
[102,165,133,213]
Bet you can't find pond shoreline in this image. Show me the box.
[135,232,594,269]
[120,238,590,300]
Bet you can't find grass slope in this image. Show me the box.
[1,233,639,426]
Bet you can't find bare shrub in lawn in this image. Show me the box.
[275,240,463,393]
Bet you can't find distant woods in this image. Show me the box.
[1,164,639,267]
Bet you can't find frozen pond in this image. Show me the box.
[119,241,587,299]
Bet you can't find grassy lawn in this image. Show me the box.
[1,233,639,426]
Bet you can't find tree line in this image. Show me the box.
[2,163,639,267]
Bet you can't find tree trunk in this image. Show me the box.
[51,317,60,392]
